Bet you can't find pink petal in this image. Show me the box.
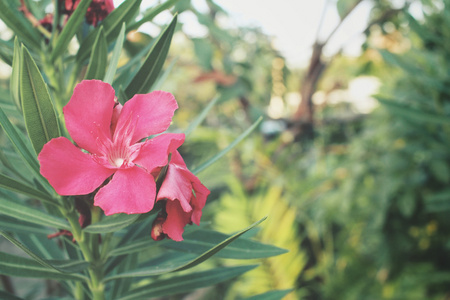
[38,137,114,195]
[94,166,156,215]
[163,200,192,241]
[116,91,178,143]
[134,133,185,173]
[63,80,115,155]
[157,163,193,213]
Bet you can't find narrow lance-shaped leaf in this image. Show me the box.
[0,196,69,230]
[124,15,178,99]
[117,265,258,300]
[0,105,41,176]
[85,26,108,80]
[127,0,180,31]
[192,116,263,174]
[0,173,57,206]
[77,0,142,62]
[0,230,88,274]
[104,23,126,84]
[184,96,219,136]
[0,251,88,281]
[0,1,40,49]
[83,213,140,234]
[51,0,92,61]
[104,217,267,281]
[244,289,294,300]
[10,37,21,110]
[20,46,60,155]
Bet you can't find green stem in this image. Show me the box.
[60,200,105,300]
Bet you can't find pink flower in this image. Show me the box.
[38,80,185,215]
[63,0,114,26]
[151,151,210,241]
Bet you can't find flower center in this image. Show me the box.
[112,157,125,168]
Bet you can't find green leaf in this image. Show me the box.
[127,0,180,31]
[85,26,108,80]
[244,289,294,300]
[51,0,92,61]
[108,237,158,257]
[104,217,267,281]
[20,46,60,155]
[0,230,88,274]
[0,251,88,281]
[336,0,358,19]
[10,37,21,110]
[192,116,263,174]
[0,173,56,206]
[0,105,41,177]
[0,290,24,300]
[184,96,219,136]
[124,15,177,99]
[377,97,450,125]
[104,23,126,84]
[163,229,288,259]
[0,215,49,235]
[83,214,140,234]
[0,1,40,49]
[150,56,178,91]
[77,0,142,62]
[0,196,69,230]
[0,39,14,66]
[117,265,258,300]
[424,189,450,212]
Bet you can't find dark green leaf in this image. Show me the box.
[108,237,158,257]
[20,46,60,155]
[244,289,294,300]
[117,265,258,300]
[0,39,14,65]
[51,0,92,61]
[192,116,263,174]
[0,251,88,281]
[0,97,41,177]
[85,26,107,80]
[377,97,450,125]
[0,215,49,235]
[77,0,142,62]
[104,23,126,84]
[124,15,177,98]
[0,230,88,274]
[163,228,287,259]
[0,290,24,300]
[0,173,56,206]
[104,217,266,281]
[0,1,40,49]
[0,197,69,230]
[83,214,140,234]
[424,189,450,212]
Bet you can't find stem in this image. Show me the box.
[60,200,105,300]
[19,0,52,39]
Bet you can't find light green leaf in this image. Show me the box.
[104,217,266,281]
[108,238,159,257]
[0,197,69,230]
[0,230,88,274]
[117,265,258,300]
[163,228,288,259]
[10,37,21,110]
[244,289,294,300]
[0,1,40,49]
[377,97,450,125]
[124,15,177,98]
[0,251,88,281]
[104,23,126,84]
[77,0,142,62]
[192,116,263,174]
[21,46,60,155]
[184,96,219,136]
[83,214,140,234]
[0,173,56,206]
[85,26,108,80]
[51,0,92,61]
[127,0,180,31]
